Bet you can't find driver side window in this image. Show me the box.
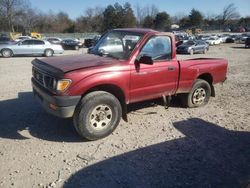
[21,40,33,45]
[140,36,172,61]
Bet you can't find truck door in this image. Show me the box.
[130,35,179,103]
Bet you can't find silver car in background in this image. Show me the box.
[0,39,64,57]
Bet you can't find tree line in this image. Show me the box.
[0,0,249,33]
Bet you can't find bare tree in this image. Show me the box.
[134,4,159,26]
[135,4,144,25]
[220,3,240,25]
[15,2,39,33]
[75,6,104,32]
[142,4,159,17]
[171,12,186,24]
[0,0,29,32]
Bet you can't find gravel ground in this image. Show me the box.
[0,44,250,188]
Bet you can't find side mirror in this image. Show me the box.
[137,55,153,65]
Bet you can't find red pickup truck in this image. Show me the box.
[31,28,228,140]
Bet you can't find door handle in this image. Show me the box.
[168,67,175,71]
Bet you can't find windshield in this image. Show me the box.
[89,30,143,60]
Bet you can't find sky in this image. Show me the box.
[30,0,250,19]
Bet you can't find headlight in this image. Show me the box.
[56,79,72,92]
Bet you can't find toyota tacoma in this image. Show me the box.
[31,28,228,140]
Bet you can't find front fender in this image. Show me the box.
[66,71,130,103]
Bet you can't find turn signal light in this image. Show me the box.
[56,79,72,92]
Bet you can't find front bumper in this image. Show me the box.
[32,78,81,118]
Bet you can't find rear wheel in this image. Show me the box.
[182,79,211,108]
[1,49,13,58]
[44,49,54,57]
[73,91,122,140]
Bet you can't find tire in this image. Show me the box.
[73,91,122,140]
[189,49,194,55]
[44,49,54,57]
[1,49,13,58]
[182,79,211,108]
[74,46,79,50]
[203,48,208,54]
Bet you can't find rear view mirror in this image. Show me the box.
[137,55,153,65]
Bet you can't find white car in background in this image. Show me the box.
[0,39,64,57]
[44,37,62,44]
[218,34,230,43]
[206,37,221,45]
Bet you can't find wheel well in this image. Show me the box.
[1,48,13,53]
[197,73,215,97]
[84,84,128,121]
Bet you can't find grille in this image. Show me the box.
[32,67,56,90]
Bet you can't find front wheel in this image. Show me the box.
[73,91,122,140]
[1,49,13,58]
[182,79,211,108]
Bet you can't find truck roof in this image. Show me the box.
[113,28,173,36]
[114,28,156,34]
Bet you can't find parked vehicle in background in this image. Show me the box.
[223,28,231,32]
[0,33,9,38]
[0,37,12,44]
[98,37,124,54]
[197,35,210,41]
[218,34,230,43]
[206,37,221,45]
[31,28,228,140]
[225,35,237,43]
[15,36,32,42]
[0,39,64,58]
[235,34,250,44]
[30,32,42,39]
[61,39,83,50]
[177,40,209,55]
[245,38,250,48]
[44,37,62,44]
[84,35,101,48]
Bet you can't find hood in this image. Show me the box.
[32,54,120,75]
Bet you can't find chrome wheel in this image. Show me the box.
[192,88,206,105]
[89,104,112,131]
[2,49,12,57]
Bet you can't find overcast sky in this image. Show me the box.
[30,0,250,19]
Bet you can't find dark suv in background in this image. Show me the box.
[61,39,83,50]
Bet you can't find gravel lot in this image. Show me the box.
[0,44,250,188]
